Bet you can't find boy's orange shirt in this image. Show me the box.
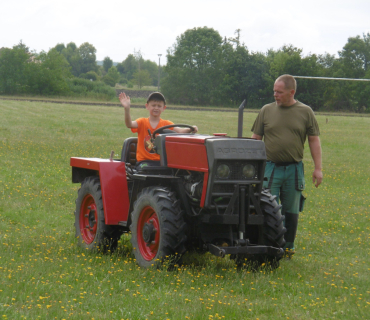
[131,117,174,162]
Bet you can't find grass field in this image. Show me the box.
[1,99,369,320]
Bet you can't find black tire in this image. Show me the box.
[74,176,122,252]
[260,189,286,249]
[130,186,187,268]
[235,189,286,269]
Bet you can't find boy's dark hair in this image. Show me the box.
[147,92,166,104]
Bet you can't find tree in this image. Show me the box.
[132,69,151,88]
[142,59,158,86]
[265,45,326,110]
[116,62,125,74]
[120,54,138,80]
[103,56,113,73]
[78,42,97,74]
[220,34,270,107]
[267,45,304,79]
[54,43,66,53]
[0,42,30,94]
[339,33,370,78]
[26,49,71,95]
[60,42,81,76]
[102,66,120,87]
[59,42,97,77]
[122,54,138,80]
[80,71,99,81]
[117,52,158,85]
[13,40,29,53]
[162,27,224,105]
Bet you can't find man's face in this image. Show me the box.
[146,100,166,117]
[273,81,295,107]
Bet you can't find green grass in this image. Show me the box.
[0,99,369,320]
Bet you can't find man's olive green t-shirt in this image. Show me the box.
[251,101,320,163]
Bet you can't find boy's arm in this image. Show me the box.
[119,92,138,128]
[173,125,198,133]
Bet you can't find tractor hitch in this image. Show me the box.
[208,243,284,259]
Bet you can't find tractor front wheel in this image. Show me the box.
[130,186,187,268]
[74,176,122,252]
[235,189,286,269]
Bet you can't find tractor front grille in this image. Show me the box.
[206,160,264,212]
[214,160,260,181]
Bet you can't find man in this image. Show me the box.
[251,74,323,257]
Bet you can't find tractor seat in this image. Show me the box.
[121,137,137,166]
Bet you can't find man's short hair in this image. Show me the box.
[276,74,297,91]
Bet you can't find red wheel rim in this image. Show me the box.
[137,206,160,261]
[79,194,98,244]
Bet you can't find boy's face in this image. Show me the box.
[145,100,166,118]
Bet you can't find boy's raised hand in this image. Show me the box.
[119,92,131,109]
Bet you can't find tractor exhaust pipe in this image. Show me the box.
[237,99,246,138]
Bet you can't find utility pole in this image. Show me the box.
[158,54,162,91]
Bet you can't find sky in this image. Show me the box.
[2,0,370,65]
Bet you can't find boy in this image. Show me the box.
[119,91,198,169]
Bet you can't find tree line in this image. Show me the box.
[163,28,370,112]
[0,41,160,99]
[1,28,370,112]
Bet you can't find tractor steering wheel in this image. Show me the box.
[152,124,196,139]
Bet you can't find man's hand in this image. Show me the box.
[191,125,198,133]
[312,169,323,188]
[119,92,131,109]
[308,135,323,188]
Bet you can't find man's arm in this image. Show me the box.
[119,92,138,128]
[252,133,263,140]
[308,135,323,188]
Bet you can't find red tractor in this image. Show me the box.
[70,103,286,268]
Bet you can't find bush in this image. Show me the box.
[66,78,116,100]
[80,71,99,81]
[102,75,116,87]
[119,77,128,85]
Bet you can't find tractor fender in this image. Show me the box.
[70,157,130,225]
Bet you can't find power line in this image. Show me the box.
[293,76,370,82]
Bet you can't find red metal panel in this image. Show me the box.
[165,135,208,144]
[70,157,102,170]
[166,142,209,172]
[98,162,130,225]
[71,157,130,225]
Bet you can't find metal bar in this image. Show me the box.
[293,76,370,82]
[239,186,246,237]
[237,99,246,138]
[224,185,239,215]
[208,243,284,258]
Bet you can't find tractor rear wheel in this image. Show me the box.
[130,186,187,268]
[74,176,122,252]
[235,189,286,269]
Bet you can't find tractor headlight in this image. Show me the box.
[216,164,230,179]
[242,164,256,179]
